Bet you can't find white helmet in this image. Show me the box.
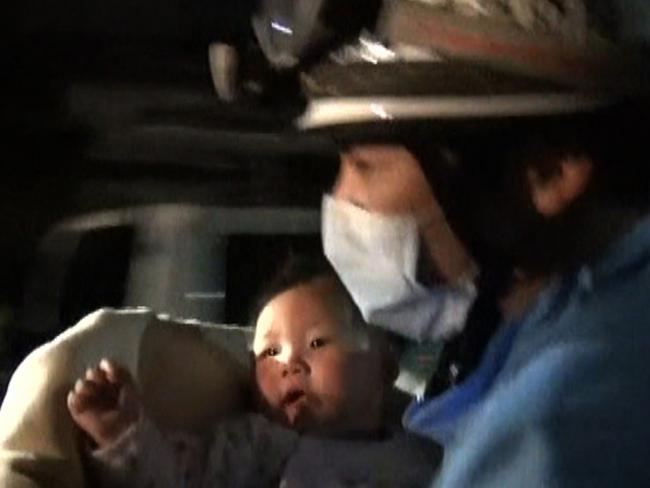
[212,0,649,127]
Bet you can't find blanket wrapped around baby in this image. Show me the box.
[0,308,251,488]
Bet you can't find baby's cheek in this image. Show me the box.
[317,354,352,398]
[255,363,279,406]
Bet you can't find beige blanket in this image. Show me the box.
[0,308,251,488]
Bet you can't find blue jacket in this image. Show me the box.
[405,215,650,487]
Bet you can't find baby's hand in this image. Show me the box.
[67,359,141,449]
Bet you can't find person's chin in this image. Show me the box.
[284,406,336,437]
[282,401,310,430]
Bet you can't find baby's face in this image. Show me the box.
[253,278,385,435]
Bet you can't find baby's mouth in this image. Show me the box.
[282,389,306,407]
[280,389,309,427]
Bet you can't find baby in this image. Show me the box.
[67,256,438,487]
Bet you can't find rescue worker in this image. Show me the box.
[221,0,650,485]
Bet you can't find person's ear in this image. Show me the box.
[527,156,593,217]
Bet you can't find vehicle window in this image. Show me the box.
[0,205,320,399]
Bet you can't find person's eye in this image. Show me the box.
[310,337,328,349]
[259,346,280,359]
[351,158,373,174]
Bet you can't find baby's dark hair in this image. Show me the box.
[250,253,358,328]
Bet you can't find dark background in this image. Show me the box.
[1,1,337,394]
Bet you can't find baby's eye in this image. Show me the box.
[310,338,327,349]
[259,346,280,359]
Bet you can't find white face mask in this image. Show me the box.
[322,195,476,343]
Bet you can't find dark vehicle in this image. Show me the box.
[2,0,341,389]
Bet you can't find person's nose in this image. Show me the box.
[281,354,310,378]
